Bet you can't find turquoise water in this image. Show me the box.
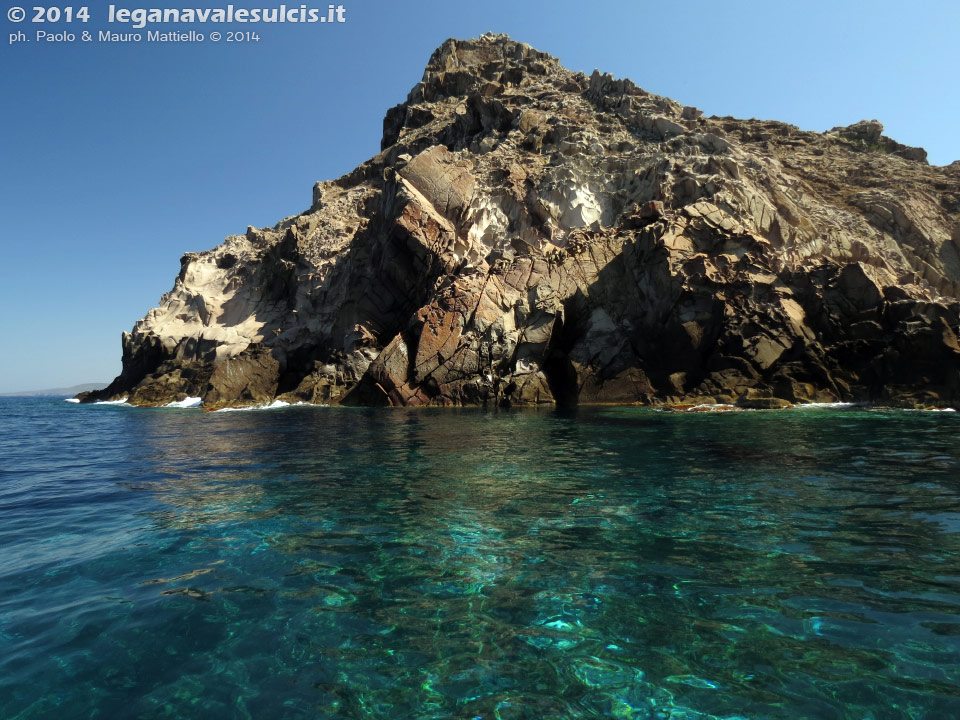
[1,398,959,719]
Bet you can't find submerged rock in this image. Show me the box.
[79,34,960,409]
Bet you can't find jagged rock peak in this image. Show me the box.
[415,33,567,104]
[80,35,960,410]
[382,33,684,151]
[831,119,885,144]
[422,33,558,78]
[827,119,928,163]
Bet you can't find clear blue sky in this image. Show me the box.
[1,0,957,392]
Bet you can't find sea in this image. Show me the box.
[1,396,959,719]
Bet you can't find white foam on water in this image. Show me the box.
[794,402,857,409]
[684,403,740,412]
[165,397,203,408]
[214,400,305,413]
[94,399,129,405]
[63,398,81,404]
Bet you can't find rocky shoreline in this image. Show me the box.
[80,34,960,410]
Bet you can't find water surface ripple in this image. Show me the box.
[1,398,959,719]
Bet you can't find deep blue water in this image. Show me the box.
[1,397,959,719]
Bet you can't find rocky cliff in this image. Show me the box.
[81,34,960,409]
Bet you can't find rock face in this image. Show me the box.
[81,34,960,409]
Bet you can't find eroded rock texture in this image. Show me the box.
[81,34,960,409]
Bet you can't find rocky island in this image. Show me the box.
[80,34,960,409]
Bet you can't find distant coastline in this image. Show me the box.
[1,383,105,397]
